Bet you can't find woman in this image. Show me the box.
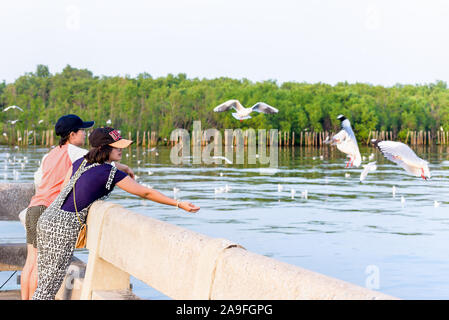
[32,127,200,300]
[21,115,134,300]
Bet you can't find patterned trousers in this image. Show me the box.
[32,207,86,300]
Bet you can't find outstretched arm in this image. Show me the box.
[116,176,200,213]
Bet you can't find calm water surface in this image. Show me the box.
[1,144,449,299]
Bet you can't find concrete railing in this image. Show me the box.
[0,183,396,300]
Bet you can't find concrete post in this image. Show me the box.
[80,201,130,300]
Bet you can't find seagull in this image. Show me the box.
[277,184,283,192]
[3,105,23,112]
[213,99,278,121]
[106,119,112,125]
[212,156,233,164]
[301,190,308,200]
[7,119,20,124]
[360,161,377,182]
[38,119,44,124]
[324,115,361,167]
[371,139,431,180]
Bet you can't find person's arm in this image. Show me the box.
[61,166,73,190]
[114,162,135,179]
[116,176,200,213]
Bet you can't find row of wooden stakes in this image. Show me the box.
[2,129,449,147]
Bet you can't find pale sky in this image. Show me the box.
[1,0,449,86]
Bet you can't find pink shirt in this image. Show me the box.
[29,144,87,208]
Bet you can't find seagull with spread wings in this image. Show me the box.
[371,139,430,180]
[213,99,278,121]
[324,115,362,167]
[3,105,23,112]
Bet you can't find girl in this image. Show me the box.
[32,127,200,300]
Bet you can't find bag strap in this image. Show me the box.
[73,159,87,227]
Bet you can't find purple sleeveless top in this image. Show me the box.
[61,157,128,212]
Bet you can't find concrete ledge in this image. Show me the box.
[82,201,396,300]
[0,183,34,221]
[92,289,141,300]
[0,243,27,271]
[0,290,21,300]
[211,246,395,300]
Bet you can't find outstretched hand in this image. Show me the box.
[179,201,200,213]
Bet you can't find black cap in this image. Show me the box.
[55,114,94,136]
[89,127,133,148]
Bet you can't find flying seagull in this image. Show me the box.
[212,156,233,164]
[3,105,23,112]
[324,115,362,167]
[371,139,431,180]
[360,161,377,182]
[213,99,278,121]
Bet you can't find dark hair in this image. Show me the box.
[84,145,113,164]
[59,133,70,147]
[58,129,81,147]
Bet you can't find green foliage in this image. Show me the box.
[1,65,449,142]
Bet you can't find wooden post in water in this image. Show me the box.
[136,131,140,147]
[292,132,295,146]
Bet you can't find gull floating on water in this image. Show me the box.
[324,115,361,167]
[277,184,283,192]
[290,189,296,199]
[301,190,308,200]
[213,99,278,121]
[360,161,377,182]
[3,105,23,112]
[371,139,431,180]
[214,184,232,194]
[434,200,441,208]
